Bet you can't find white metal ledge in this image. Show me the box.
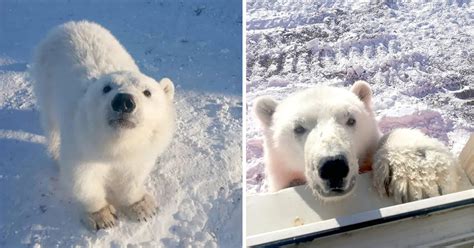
[246,174,474,247]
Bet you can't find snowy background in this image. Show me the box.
[0,0,242,247]
[246,0,474,193]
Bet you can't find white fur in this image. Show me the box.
[31,21,175,223]
[254,81,380,201]
[373,128,462,203]
[255,81,462,203]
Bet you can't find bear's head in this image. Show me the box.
[254,81,380,201]
[76,71,175,157]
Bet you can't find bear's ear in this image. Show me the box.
[350,80,373,108]
[254,96,278,127]
[160,78,175,101]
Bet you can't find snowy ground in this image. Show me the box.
[246,1,474,193]
[0,1,242,247]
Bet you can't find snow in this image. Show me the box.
[0,0,242,247]
[246,1,474,194]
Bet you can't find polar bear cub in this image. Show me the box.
[31,21,175,229]
[254,81,462,202]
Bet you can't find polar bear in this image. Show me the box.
[254,81,462,203]
[31,21,175,229]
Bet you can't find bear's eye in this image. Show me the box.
[143,90,151,97]
[294,125,306,135]
[103,85,112,94]
[347,117,356,126]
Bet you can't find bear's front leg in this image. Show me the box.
[71,164,117,230]
[112,175,157,222]
[373,128,460,203]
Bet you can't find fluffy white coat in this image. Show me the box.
[31,21,175,229]
[373,128,463,203]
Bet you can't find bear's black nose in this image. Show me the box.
[319,155,349,188]
[111,93,135,113]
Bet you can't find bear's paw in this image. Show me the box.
[373,129,459,203]
[125,193,157,222]
[84,204,118,230]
